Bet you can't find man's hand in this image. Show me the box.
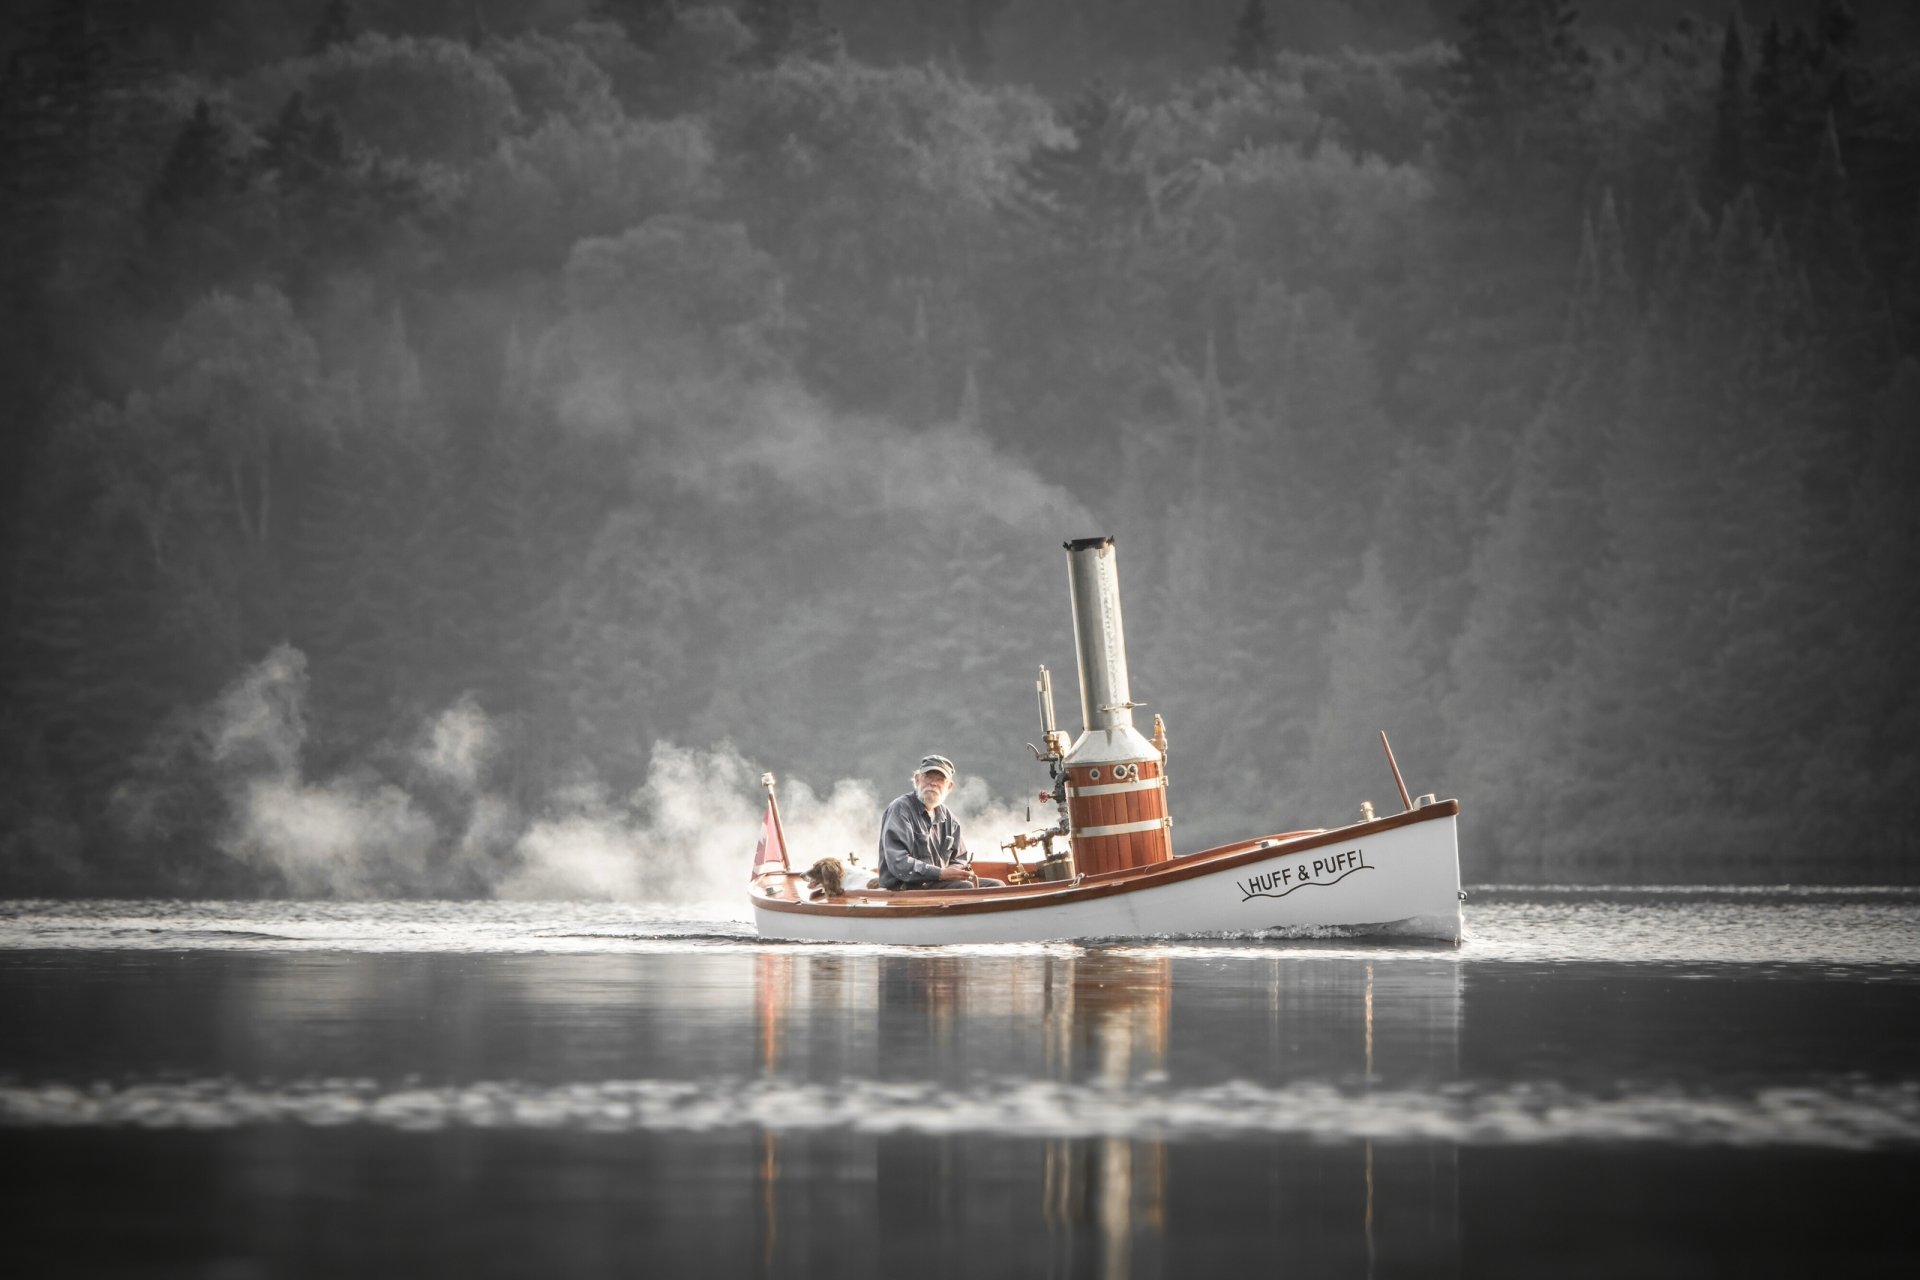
[937,863,972,882]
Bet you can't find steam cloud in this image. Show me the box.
[190,645,1046,904]
[155,370,1088,902]
[665,381,1095,534]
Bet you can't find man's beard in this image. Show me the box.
[917,784,944,807]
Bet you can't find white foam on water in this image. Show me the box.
[3,1075,1915,1150]
[1,892,1916,965]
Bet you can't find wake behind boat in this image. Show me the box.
[749,537,1463,944]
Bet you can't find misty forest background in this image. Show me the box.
[3,0,1918,896]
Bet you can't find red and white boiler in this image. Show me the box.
[1031,536,1174,877]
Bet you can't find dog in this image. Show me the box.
[804,857,878,898]
[804,858,845,898]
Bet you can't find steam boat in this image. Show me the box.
[748,537,1463,944]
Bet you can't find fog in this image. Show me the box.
[4,0,1918,893]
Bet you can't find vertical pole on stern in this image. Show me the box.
[1378,731,1413,813]
[760,772,793,873]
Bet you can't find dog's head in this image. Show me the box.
[804,857,845,898]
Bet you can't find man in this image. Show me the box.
[876,754,1004,890]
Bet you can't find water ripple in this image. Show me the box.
[1,892,1915,965]
[3,1075,1915,1150]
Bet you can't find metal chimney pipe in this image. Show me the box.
[1064,536,1135,735]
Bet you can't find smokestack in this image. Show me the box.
[1065,536,1137,736]
[1060,537,1172,874]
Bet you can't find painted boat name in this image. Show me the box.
[1236,848,1372,901]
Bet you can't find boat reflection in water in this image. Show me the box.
[751,948,1462,1278]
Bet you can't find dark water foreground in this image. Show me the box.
[1,892,1917,1278]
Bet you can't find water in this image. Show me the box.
[2,890,1916,1277]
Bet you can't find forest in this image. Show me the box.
[2,0,1917,896]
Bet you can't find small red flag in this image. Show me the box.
[751,799,787,879]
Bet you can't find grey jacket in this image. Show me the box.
[876,791,970,888]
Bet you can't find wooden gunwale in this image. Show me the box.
[751,799,1458,920]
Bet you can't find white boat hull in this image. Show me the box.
[751,802,1462,944]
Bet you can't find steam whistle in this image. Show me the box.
[1008,667,1077,883]
[1035,665,1070,762]
[1035,663,1072,819]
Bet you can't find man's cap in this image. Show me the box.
[917,754,956,779]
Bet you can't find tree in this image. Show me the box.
[1896,197,1920,357]
[1,412,204,880]
[483,29,620,125]
[586,6,752,117]
[710,58,1046,408]
[133,98,262,308]
[302,33,520,165]
[1230,0,1276,72]
[959,0,1011,77]
[1405,0,1598,474]
[740,0,840,66]
[287,419,421,744]
[1816,0,1859,55]
[1706,12,1749,210]
[307,0,355,54]
[545,510,717,791]
[253,89,447,301]
[1443,0,1594,184]
[596,0,682,50]
[54,285,346,684]
[984,80,1183,473]
[1794,108,1890,487]
[462,113,714,272]
[1837,362,1920,837]
[1437,0,1596,272]
[1301,544,1450,842]
[1446,194,1635,863]
[147,98,229,218]
[153,287,341,562]
[687,404,1075,802]
[552,213,786,428]
[0,3,154,550]
[1009,83,1151,247]
[1523,187,1848,876]
[5,281,359,885]
[441,353,603,799]
[1748,18,1803,218]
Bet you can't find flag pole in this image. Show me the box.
[760,772,793,873]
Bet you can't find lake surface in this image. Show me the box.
[2,889,1917,1277]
